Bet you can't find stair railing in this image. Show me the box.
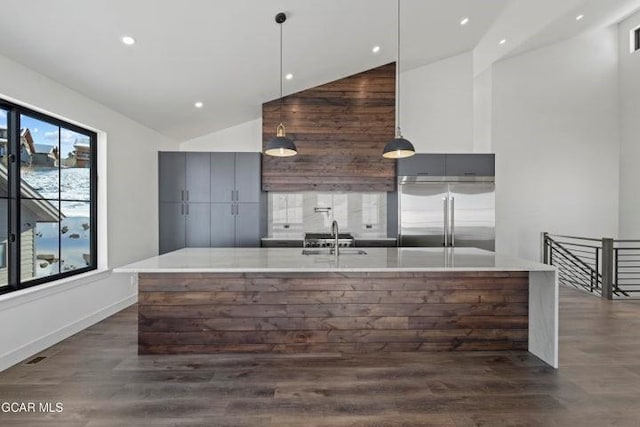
[542,233,639,299]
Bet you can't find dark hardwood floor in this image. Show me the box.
[1,286,640,426]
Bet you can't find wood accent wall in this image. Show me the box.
[261,63,397,192]
[138,271,529,354]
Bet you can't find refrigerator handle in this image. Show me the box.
[450,197,455,247]
[443,197,449,247]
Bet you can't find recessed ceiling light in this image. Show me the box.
[499,39,507,45]
[576,14,584,21]
[372,45,381,53]
[460,17,470,26]
[121,36,136,45]
[285,73,293,80]
[194,101,203,108]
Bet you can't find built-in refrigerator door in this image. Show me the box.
[399,183,449,247]
[448,183,495,251]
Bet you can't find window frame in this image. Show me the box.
[632,26,640,53]
[0,97,98,295]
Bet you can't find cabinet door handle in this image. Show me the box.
[231,204,234,215]
[235,204,239,216]
[181,204,184,215]
[231,190,235,201]
[186,190,189,201]
[235,190,239,201]
[186,203,189,215]
[181,190,184,201]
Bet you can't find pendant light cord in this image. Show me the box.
[279,18,284,125]
[396,0,401,136]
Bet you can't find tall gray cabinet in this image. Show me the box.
[159,152,263,254]
[209,152,262,247]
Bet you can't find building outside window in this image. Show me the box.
[0,100,97,294]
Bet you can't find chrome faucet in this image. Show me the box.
[331,220,339,257]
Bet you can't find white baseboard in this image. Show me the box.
[0,294,136,372]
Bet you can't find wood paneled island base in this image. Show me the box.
[138,271,529,355]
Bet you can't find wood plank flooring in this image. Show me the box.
[1,286,640,426]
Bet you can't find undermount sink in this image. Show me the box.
[302,249,367,256]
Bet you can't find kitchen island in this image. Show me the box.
[115,247,558,368]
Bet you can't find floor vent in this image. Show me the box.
[25,356,46,365]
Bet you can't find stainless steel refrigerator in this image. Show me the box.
[398,177,495,251]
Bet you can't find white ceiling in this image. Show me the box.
[0,0,509,141]
[510,0,640,57]
[1,0,637,142]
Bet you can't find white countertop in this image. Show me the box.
[114,247,555,273]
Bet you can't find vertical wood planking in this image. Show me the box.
[261,63,397,192]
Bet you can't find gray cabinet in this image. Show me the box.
[397,154,446,177]
[235,203,261,247]
[210,203,236,247]
[159,151,263,254]
[159,202,211,254]
[186,153,211,202]
[211,153,235,203]
[235,153,261,203]
[210,152,262,247]
[185,203,211,247]
[159,152,212,202]
[445,154,495,177]
[210,203,261,247]
[261,239,303,248]
[211,152,261,203]
[159,153,186,202]
[159,202,185,254]
[396,154,495,177]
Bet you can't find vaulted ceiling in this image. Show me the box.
[0,0,638,141]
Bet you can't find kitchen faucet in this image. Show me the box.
[331,220,339,257]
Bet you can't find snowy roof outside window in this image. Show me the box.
[34,143,55,154]
[0,163,60,222]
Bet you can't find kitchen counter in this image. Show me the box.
[116,248,557,368]
[115,247,553,273]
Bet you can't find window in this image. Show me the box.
[0,99,97,294]
[0,242,6,269]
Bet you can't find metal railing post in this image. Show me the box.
[542,232,549,264]
[595,248,600,290]
[601,238,614,300]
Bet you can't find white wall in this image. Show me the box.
[473,67,494,153]
[400,52,474,153]
[181,119,261,152]
[181,53,476,154]
[492,28,621,261]
[618,11,640,238]
[0,53,178,370]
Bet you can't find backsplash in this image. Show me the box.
[268,192,388,239]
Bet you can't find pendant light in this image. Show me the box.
[383,0,415,159]
[265,12,297,157]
